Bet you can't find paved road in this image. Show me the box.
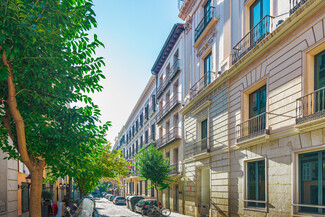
[95,198,192,217]
[95,198,141,217]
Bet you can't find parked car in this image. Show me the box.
[134,199,162,215]
[109,195,116,201]
[113,196,126,205]
[105,194,111,199]
[126,196,144,212]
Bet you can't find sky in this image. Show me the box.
[87,1,183,144]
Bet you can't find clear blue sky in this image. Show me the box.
[88,0,183,144]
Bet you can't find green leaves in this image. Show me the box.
[135,145,174,191]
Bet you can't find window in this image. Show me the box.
[298,150,325,214]
[140,114,143,127]
[140,181,142,195]
[145,105,149,120]
[250,0,270,42]
[204,52,213,85]
[248,85,266,134]
[245,159,266,208]
[204,0,212,25]
[151,124,155,141]
[200,119,208,150]
[145,130,148,144]
[145,180,148,196]
[152,95,156,112]
[315,50,325,90]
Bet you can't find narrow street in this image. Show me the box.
[95,198,192,217]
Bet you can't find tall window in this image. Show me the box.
[204,0,212,25]
[145,130,148,144]
[299,150,325,214]
[204,53,213,85]
[152,95,156,112]
[250,0,270,42]
[248,85,266,134]
[315,50,325,90]
[151,124,155,141]
[246,160,265,208]
[201,119,208,150]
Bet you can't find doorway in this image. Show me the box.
[199,168,210,216]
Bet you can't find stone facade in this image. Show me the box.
[0,144,18,217]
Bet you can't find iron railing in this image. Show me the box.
[168,163,180,175]
[232,15,274,64]
[157,60,181,99]
[156,93,181,123]
[189,71,215,101]
[296,87,325,124]
[236,112,269,143]
[290,0,308,15]
[188,137,210,157]
[156,127,181,149]
[195,7,215,42]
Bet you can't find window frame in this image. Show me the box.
[292,146,325,215]
[243,156,268,212]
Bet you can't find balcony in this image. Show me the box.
[157,60,181,99]
[156,127,181,149]
[232,15,274,64]
[296,87,325,125]
[236,112,269,143]
[149,105,156,117]
[187,137,210,158]
[290,0,308,15]
[156,93,181,123]
[168,163,181,176]
[149,133,156,144]
[194,7,216,43]
[189,71,216,102]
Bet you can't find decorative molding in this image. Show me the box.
[197,30,216,57]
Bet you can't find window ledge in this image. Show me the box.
[193,17,219,49]
[295,116,325,133]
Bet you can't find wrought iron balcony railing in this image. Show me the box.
[195,7,215,42]
[156,93,181,123]
[157,60,181,99]
[187,137,210,157]
[189,71,215,101]
[232,15,274,64]
[168,163,180,176]
[236,112,269,143]
[290,0,308,15]
[156,127,181,149]
[296,87,325,124]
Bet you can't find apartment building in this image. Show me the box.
[114,75,158,199]
[178,0,325,216]
[152,23,185,213]
[0,139,18,217]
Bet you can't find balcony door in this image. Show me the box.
[250,0,270,43]
[204,52,213,87]
[204,0,212,25]
[314,50,325,113]
[249,85,266,135]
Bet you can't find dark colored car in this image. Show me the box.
[126,196,144,212]
[134,199,162,215]
[109,195,116,201]
[113,196,126,205]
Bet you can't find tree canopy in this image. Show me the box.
[0,1,110,216]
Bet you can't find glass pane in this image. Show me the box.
[247,160,265,208]
[299,151,322,214]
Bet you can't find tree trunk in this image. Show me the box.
[155,185,160,213]
[29,163,45,217]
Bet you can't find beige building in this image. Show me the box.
[0,140,18,217]
[179,0,325,216]
[152,23,185,213]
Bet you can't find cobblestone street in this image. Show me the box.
[95,198,192,217]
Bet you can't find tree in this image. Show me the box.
[135,145,174,211]
[65,144,129,198]
[0,1,107,216]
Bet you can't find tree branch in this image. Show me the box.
[2,49,32,169]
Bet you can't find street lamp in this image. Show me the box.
[18,174,31,189]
